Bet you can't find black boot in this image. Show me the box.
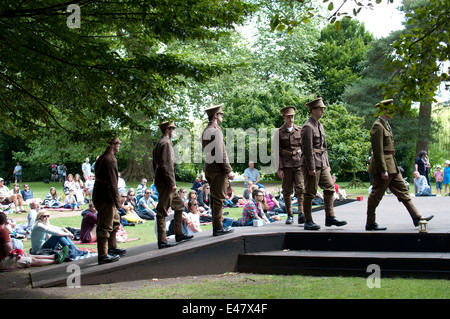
[304,220,320,230]
[176,234,194,242]
[98,254,120,265]
[158,240,179,249]
[325,216,347,227]
[213,226,234,236]
[297,213,305,224]
[365,223,387,231]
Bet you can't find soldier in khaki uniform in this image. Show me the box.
[93,137,126,264]
[300,98,347,230]
[277,105,305,224]
[202,104,235,236]
[366,99,434,230]
[153,121,193,248]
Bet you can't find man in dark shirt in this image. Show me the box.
[153,121,193,248]
[93,137,126,264]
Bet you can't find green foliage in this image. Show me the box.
[321,104,371,175]
[314,18,374,104]
[381,0,450,112]
[0,0,255,146]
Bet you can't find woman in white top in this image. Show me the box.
[30,211,86,258]
[185,199,202,235]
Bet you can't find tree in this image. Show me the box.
[0,0,255,146]
[381,0,449,154]
[313,18,373,104]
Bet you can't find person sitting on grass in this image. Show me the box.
[234,189,273,226]
[0,178,26,213]
[80,202,98,243]
[30,211,87,259]
[44,187,61,208]
[63,189,80,210]
[413,171,435,197]
[1,212,69,270]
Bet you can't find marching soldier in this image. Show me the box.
[366,99,433,230]
[202,104,235,236]
[300,98,347,230]
[153,121,193,248]
[277,105,305,224]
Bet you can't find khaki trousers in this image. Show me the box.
[281,167,304,215]
[367,173,420,224]
[301,165,335,221]
[205,170,228,229]
[156,185,184,242]
[95,202,120,257]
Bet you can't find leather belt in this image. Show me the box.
[383,150,395,155]
[281,148,301,156]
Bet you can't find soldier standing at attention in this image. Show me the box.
[153,121,193,248]
[300,98,347,230]
[366,99,434,230]
[93,137,126,264]
[277,105,305,225]
[202,104,235,236]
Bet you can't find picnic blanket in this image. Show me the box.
[73,238,140,245]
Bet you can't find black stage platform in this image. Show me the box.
[30,195,450,288]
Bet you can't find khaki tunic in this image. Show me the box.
[152,136,183,241]
[202,121,231,229]
[278,124,302,169]
[300,116,334,199]
[367,118,413,213]
[278,124,304,215]
[92,149,121,238]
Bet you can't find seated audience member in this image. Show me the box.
[119,190,145,226]
[150,180,159,201]
[20,184,33,202]
[125,188,139,211]
[118,172,126,194]
[44,187,61,208]
[0,178,26,213]
[198,183,211,212]
[136,178,147,201]
[84,173,95,201]
[20,184,42,205]
[332,175,347,200]
[243,161,265,189]
[226,181,245,207]
[235,189,273,226]
[137,189,156,220]
[14,201,40,238]
[63,174,76,195]
[0,212,68,270]
[242,181,254,202]
[185,200,203,235]
[73,174,86,204]
[264,189,286,214]
[414,171,435,196]
[63,189,80,210]
[80,202,98,243]
[192,173,206,194]
[30,211,87,259]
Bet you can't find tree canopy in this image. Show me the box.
[0,0,255,146]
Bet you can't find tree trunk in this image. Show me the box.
[415,101,432,155]
[121,135,155,183]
